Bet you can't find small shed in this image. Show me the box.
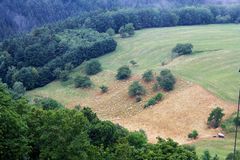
[218,133,225,138]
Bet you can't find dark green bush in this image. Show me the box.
[207,107,224,128]
[172,43,193,57]
[85,60,102,75]
[157,69,176,91]
[144,93,163,108]
[188,130,198,139]
[116,65,131,80]
[142,70,154,82]
[74,75,92,88]
[128,81,146,97]
[100,85,108,93]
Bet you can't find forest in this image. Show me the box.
[0,0,238,39]
[1,5,240,90]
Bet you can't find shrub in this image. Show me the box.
[100,85,108,93]
[144,93,163,108]
[188,130,198,139]
[157,69,176,91]
[106,28,115,36]
[172,43,193,57]
[154,93,163,101]
[37,97,64,110]
[142,70,154,82]
[130,60,137,66]
[74,75,92,88]
[128,81,146,97]
[207,107,224,128]
[116,65,131,80]
[85,60,102,75]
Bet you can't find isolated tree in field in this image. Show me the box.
[12,81,26,99]
[172,43,193,57]
[142,70,154,82]
[74,75,92,88]
[116,65,131,80]
[128,81,146,97]
[106,28,115,36]
[100,85,108,93]
[157,69,176,91]
[188,130,198,139]
[207,107,224,128]
[129,60,137,66]
[85,60,102,75]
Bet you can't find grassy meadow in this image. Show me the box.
[27,24,240,159]
[29,24,240,103]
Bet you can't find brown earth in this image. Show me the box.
[67,76,235,144]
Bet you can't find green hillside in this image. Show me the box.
[29,24,240,103]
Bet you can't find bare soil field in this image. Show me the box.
[67,75,235,144]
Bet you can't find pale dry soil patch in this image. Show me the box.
[66,75,235,144]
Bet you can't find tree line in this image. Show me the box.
[1,0,240,39]
[1,5,240,90]
[0,29,116,90]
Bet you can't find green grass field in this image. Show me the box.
[194,133,240,159]
[28,24,240,159]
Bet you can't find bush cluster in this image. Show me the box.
[85,60,102,75]
[172,43,193,58]
[128,81,146,97]
[157,69,176,91]
[142,70,154,82]
[144,93,163,108]
[116,65,132,80]
[74,75,92,88]
[188,130,198,139]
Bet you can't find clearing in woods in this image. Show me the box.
[28,24,240,157]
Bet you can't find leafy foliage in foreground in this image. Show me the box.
[0,83,198,160]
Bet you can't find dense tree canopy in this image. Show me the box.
[0,83,199,159]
